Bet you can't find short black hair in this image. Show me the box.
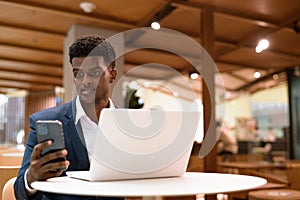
[69,35,116,68]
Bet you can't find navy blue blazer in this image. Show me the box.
[14,99,123,200]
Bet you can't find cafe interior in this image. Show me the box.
[0,0,300,199]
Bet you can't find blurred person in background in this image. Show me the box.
[217,120,238,162]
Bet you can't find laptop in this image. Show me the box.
[67,108,201,181]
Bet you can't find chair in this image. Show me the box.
[2,177,16,200]
[227,167,289,200]
[248,189,300,200]
[0,166,20,200]
[238,160,300,200]
[285,161,300,190]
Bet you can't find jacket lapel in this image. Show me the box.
[63,100,90,170]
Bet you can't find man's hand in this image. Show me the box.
[26,140,69,187]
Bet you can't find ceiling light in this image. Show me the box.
[151,21,160,30]
[255,39,269,53]
[79,1,96,13]
[190,72,199,80]
[272,74,279,80]
[253,71,261,78]
[149,3,176,30]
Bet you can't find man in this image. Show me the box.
[14,35,123,200]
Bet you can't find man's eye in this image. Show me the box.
[90,70,101,77]
[77,71,85,78]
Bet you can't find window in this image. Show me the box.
[0,95,25,145]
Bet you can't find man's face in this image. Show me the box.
[72,56,116,105]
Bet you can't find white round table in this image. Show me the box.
[31,172,266,197]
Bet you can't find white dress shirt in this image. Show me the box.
[75,96,115,162]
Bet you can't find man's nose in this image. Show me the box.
[82,73,93,85]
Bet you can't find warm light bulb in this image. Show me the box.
[190,72,199,80]
[255,46,263,53]
[253,71,261,78]
[79,1,96,13]
[255,39,269,53]
[272,74,279,80]
[151,22,160,30]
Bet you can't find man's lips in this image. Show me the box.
[80,88,95,95]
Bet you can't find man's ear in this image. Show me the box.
[110,69,117,83]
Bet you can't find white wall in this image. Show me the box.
[216,95,252,128]
[216,83,288,128]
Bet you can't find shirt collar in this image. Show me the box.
[75,96,115,124]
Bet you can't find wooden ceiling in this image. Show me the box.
[0,0,299,99]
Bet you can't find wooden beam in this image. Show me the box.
[0,25,64,52]
[0,59,62,76]
[224,72,249,82]
[0,70,62,85]
[0,79,54,91]
[124,48,193,71]
[173,1,279,28]
[136,0,173,27]
[0,45,62,66]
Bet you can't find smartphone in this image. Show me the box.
[36,120,66,168]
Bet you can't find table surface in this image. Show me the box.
[31,172,267,197]
[218,161,285,169]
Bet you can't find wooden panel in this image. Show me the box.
[0,70,62,85]
[0,45,62,66]
[161,7,201,37]
[125,49,192,71]
[215,13,275,43]
[0,59,62,76]
[0,25,64,52]
[219,47,300,69]
[0,80,54,91]
[269,28,300,55]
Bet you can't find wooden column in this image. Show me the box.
[287,68,300,159]
[201,8,217,172]
[201,7,218,200]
